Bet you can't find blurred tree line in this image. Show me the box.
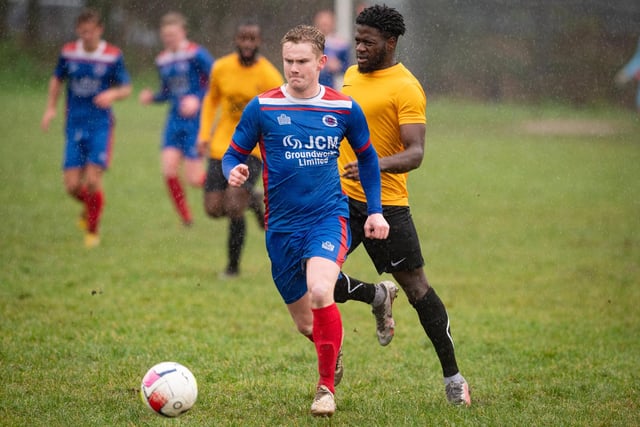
[2,0,639,107]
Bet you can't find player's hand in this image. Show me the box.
[364,213,389,240]
[139,88,154,105]
[179,95,200,118]
[93,90,116,109]
[341,161,360,181]
[228,164,249,187]
[196,139,209,156]
[41,107,56,132]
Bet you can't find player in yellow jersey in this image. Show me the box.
[333,5,471,406]
[197,21,284,277]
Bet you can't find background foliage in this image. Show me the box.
[2,0,640,106]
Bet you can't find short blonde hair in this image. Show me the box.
[161,12,187,29]
[281,25,325,57]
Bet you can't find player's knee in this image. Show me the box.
[203,203,224,218]
[308,284,333,307]
[296,323,313,337]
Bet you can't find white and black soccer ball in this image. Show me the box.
[140,361,198,417]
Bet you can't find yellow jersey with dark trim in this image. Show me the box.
[338,63,426,206]
[198,53,284,160]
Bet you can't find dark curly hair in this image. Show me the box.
[356,4,406,39]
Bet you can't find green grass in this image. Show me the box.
[1,87,639,426]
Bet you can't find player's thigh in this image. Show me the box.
[224,186,250,218]
[204,158,227,216]
[83,163,104,191]
[161,147,183,176]
[183,157,204,186]
[63,167,83,193]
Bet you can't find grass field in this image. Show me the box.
[1,86,639,426]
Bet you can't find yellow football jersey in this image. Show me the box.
[339,63,426,206]
[198,53,284,159]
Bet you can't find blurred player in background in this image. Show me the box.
[139,12,214,226]
[41,8,132,248]
[615,36,640,113]
[334,4,471,406]
[197,21,283,277]
[223,25,388,417]
[313,9,350,89]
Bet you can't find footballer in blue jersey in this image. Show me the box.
[222,25,389,417]
[41,8,132,248]
[139,12,214,225]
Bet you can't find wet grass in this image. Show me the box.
[1,90,639,426]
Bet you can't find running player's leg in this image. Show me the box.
[333,200,398,342]
[81,123,111,247]
[203,158,239,277]
[304,216,348,416]
[83,163,104,247]
[162,146,191,225]
[221,155,262,277]
[63,126,89,226]
[183,123,206,188]
[245,156,265,230]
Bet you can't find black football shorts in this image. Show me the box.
[348,198,425,274]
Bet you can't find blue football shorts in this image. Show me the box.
[63,118,113,169]
[162,115,200,159]
[266,215,350,304]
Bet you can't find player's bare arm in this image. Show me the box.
[196,139,209,156]
[138,88,155,105]
[378,123,425,173]
[342,123,426,181]
[364,213,389,240]
[41,77,63,132]
[227,164,250,187]
[93,84,132,109]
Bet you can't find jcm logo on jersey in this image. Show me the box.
[283,134,339,167]
[282,135,340,150]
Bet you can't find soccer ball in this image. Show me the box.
[140,361,198,417]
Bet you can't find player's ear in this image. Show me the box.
[318,54,328,68]
[386,36,397,52]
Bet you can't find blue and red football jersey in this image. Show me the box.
[223,85,382,232]
[152,41,214,116]
[54,40,131,125]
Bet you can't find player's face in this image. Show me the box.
[235,25,261,65]
[76,20,104,52]
[282,41,326,98]
[354,24,395,73]
[160,24,186,51]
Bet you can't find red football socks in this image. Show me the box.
[312,303,343,393]
[166,176,192,224]
[86,190,104,234]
